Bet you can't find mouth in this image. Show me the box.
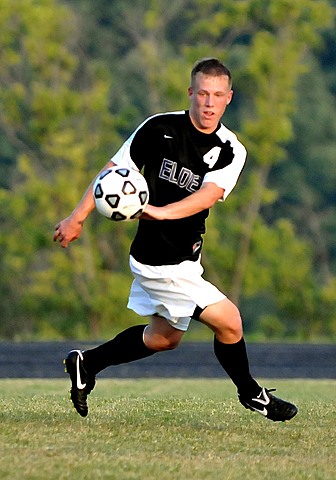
[203,111,215,120]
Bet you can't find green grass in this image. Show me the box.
[0,379,335,480]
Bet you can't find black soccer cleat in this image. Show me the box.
[238,387,298,422]
[64,350,96,417]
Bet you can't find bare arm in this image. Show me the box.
[53,160,116,248]
[142,182,224,221]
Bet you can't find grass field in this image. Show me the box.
[0,379,335,480]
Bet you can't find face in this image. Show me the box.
[188,72,233,134]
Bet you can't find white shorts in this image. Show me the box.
[127,255,226,331]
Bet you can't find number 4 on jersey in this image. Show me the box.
[203,146,221,169]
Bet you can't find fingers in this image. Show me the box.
[53,223,68,247]
[53,217,82,247]
[139,212,151,220]
[53,223,62,242]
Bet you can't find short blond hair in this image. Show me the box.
[191,58,232,88]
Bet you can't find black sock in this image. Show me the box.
[214,336,261,397]
[83,324,156,375]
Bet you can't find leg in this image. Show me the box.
[83,323,156,375]
[198,298,298,422]
[83,314,184,374]
[198,298,261,397]
[64,315,184,417]
[144,314,185,351]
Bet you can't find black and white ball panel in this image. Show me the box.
[93,167,149,221]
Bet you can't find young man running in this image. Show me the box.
[54,58,298,422]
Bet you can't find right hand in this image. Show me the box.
[53,215,84,248]
[140,204,165,220]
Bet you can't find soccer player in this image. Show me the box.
[54,58,298,421]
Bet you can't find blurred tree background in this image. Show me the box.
[0,0,335,341]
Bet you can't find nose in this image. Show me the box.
[205,94,214,107]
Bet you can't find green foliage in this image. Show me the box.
[0,0,335,339]
[0,0,128,339]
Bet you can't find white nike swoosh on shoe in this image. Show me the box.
[76,352,86,390]
[254,407,268,416]
[164,134,173,139]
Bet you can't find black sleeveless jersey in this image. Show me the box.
[111,110,246,265]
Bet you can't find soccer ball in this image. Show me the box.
[93,166,149,221]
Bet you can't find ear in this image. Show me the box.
[187,86,193,98]
[226,90,233,105]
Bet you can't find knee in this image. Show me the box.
[216,311,243,343]
[221,320,242,341]
[144,317,184,351]
[203,300,243,343]
[144,332,181,352]
[227,306,243,334]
